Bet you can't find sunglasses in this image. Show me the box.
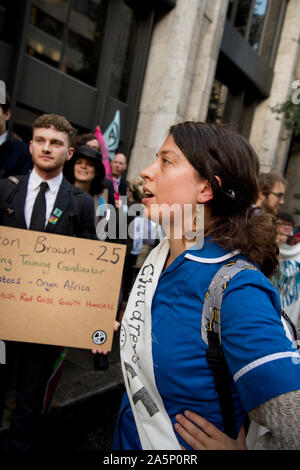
[269,191,285,200]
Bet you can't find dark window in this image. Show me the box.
[206,80,229,124]
[258,0,287,66]
[234,0,252,36]
[228,0,276,54]
[27,0,69,67]
[0,2,6,38]
[108,1,137,102]
[227,0,235,19]
[61,0,107,86]
[248,0,268,50]
[27,0,108,86]
[0,0,16,44]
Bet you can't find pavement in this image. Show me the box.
[0,330,126,450]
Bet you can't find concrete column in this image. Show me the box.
[249,0,300,172]
[183,0,229,122]
[127,0,228,180]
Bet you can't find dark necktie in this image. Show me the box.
[29,182,49,231]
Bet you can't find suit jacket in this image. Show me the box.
[0,174,96,239]
[118,177,128,197]
[104,177,116,207]
[0,132,33,179]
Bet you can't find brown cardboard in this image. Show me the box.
[0,226,126,350]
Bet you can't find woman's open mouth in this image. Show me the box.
[142,188,154,204]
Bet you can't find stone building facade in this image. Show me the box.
[127,0,300,220]
[127,0,229,179]
[1,0,299,218]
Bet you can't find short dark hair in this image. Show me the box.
[33,114,76,147]
[258,172,287,195]
[276,212,295,227]
[75,133,99,149]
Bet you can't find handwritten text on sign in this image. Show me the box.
[0,226,126,350]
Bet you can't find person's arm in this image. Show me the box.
[174,411,246,450]
[220,272,300,449]
[175,389,300,450]
[249,390,300,450]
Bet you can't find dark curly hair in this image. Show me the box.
[33,114,76,147]
[74,133,100,150]
[169,121,279,277]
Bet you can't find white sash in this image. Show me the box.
[120,237,181,450]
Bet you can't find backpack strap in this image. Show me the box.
[281,310,300,349]
[201,259,258,345]
[202,259,258,438]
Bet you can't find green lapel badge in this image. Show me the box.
[49,208,63,224]
[53,208,63,217]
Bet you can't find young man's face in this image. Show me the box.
[0,105,11,136]
[30,126,73,179]
[262,181,286,214]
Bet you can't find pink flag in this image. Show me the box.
[95,125,112,179]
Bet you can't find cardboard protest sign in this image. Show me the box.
[0,226,126,350]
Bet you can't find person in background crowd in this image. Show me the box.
[73,132,115,206]
[256,174,299,326]
[276,212,295,245]
[73,136,129,344]
[256,172,287,215]
[112,121,300,451]
[0,92,32,178]
[121,176,162,303]
[120,176,145,302]
[63,144,112,226]
[75,132,101,152]
[292,230,300,245]
[0,114,96,451]
[111,153,128,206]
[273,212,300,327]
[63,144,114,371]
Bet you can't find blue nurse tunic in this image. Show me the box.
[113,239,300,450]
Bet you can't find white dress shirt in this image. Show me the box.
[24,169,63,229]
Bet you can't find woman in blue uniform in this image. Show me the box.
[113,121,300,450]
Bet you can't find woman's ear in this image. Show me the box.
[215,175,221,188]
[197,179,213,204]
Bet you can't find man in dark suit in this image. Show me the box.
[0,92,33,179]
[111,153,128,205]
[0,114,96,450]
